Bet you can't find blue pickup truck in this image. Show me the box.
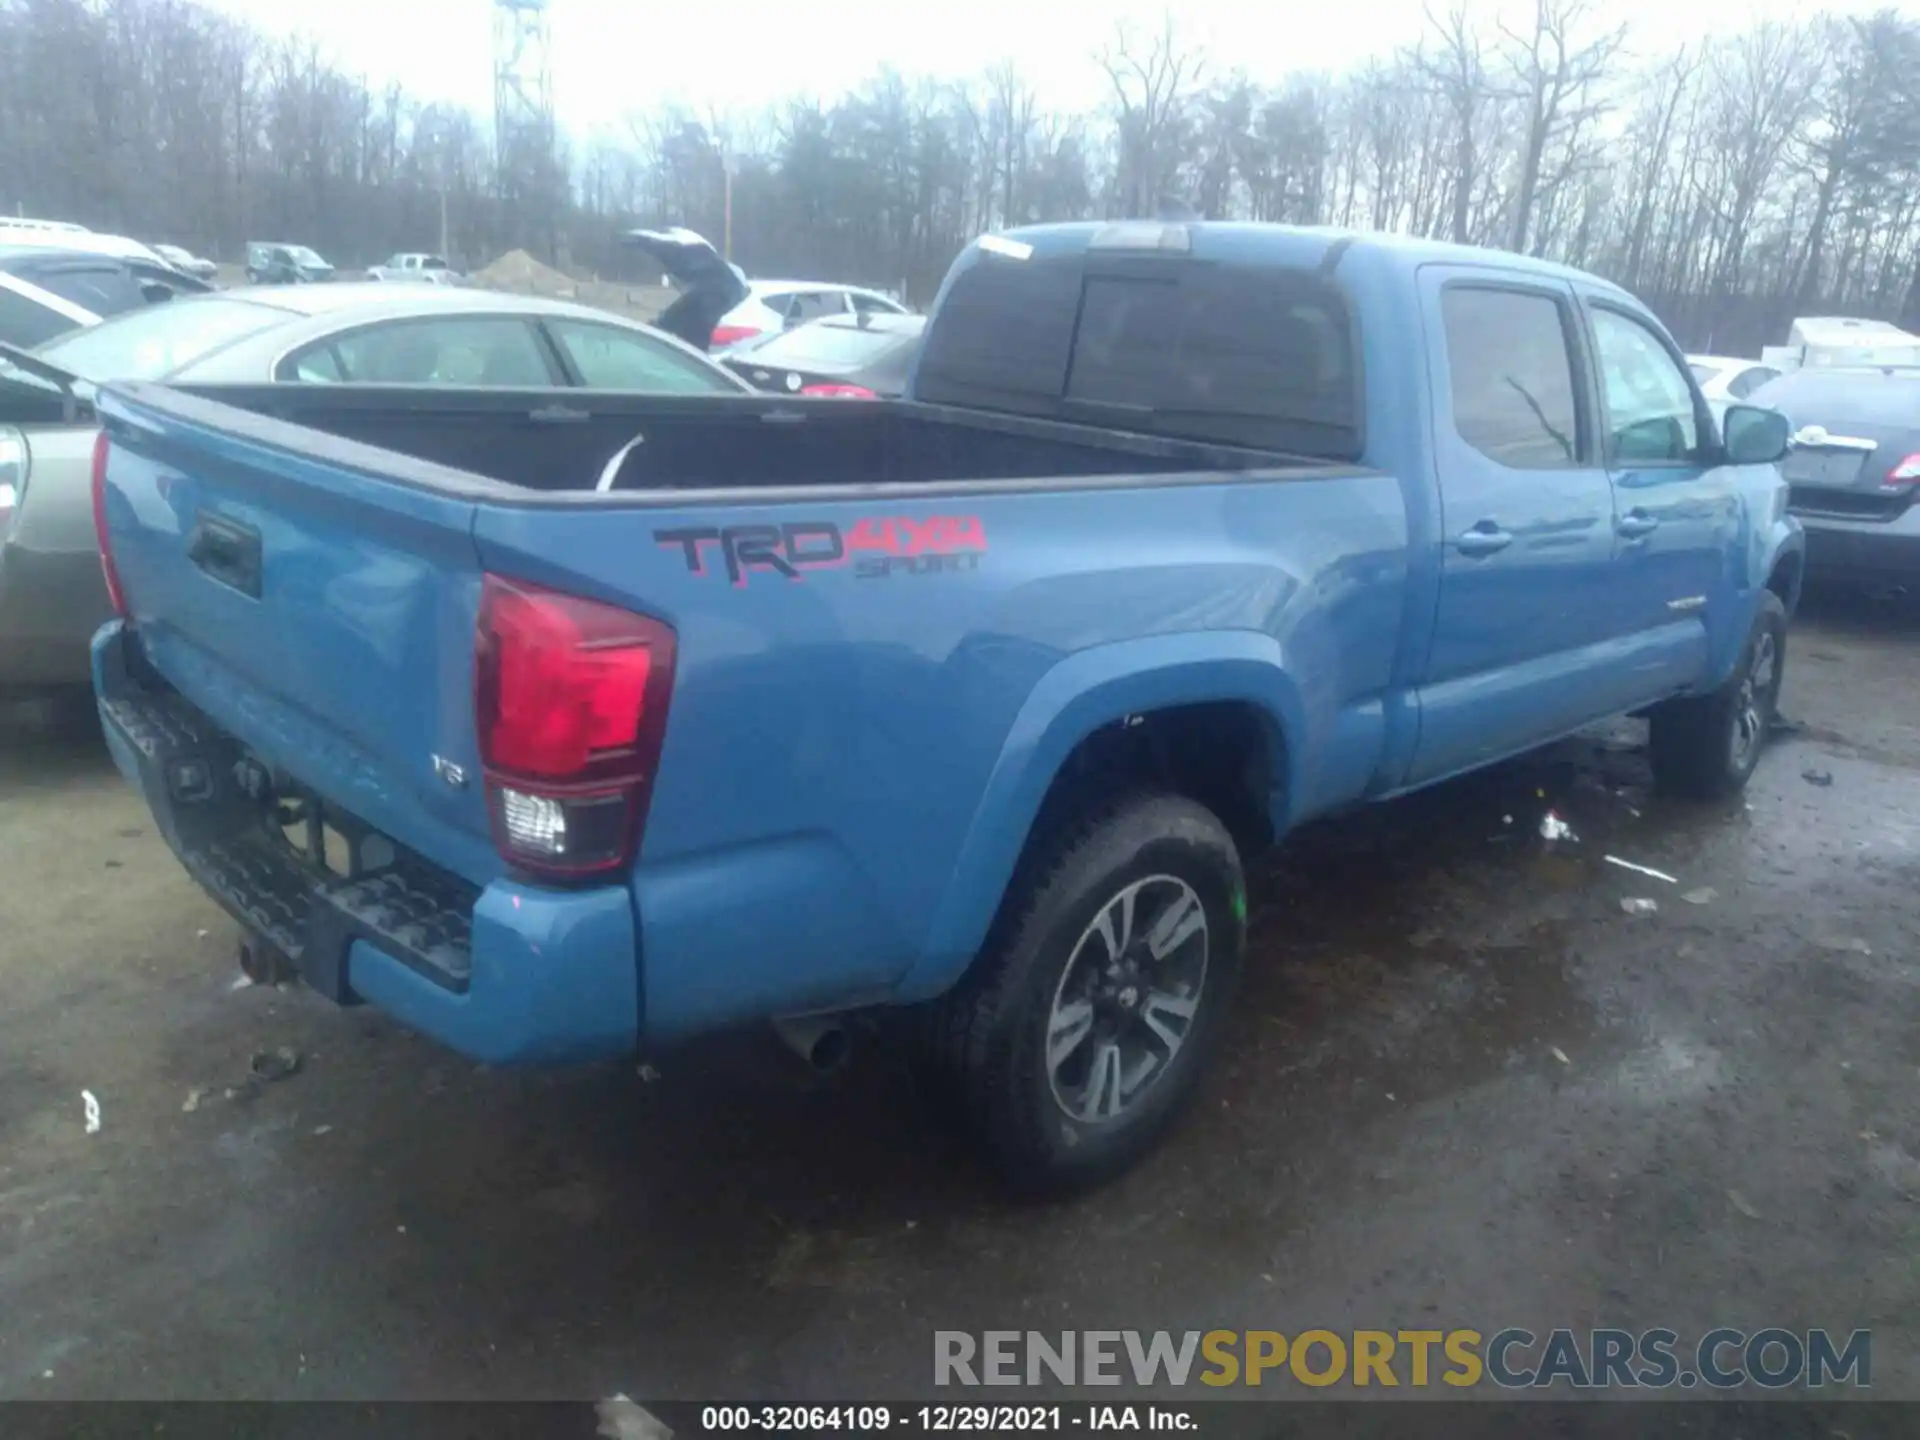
[91,222,1801,1191]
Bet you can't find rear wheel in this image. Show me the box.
[1650,591,1787,799]
[911,791,1245,1195]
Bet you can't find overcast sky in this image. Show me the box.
[203,0,1903,138]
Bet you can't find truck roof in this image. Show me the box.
[996,221,1630,295]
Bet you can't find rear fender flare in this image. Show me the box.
[895,630,1304,1002]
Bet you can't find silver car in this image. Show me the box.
[0,283,750,693]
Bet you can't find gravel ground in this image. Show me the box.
[3,591,1918,1416]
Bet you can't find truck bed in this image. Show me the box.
[148,382,1339,501]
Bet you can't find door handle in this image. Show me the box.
[1617,510,1660,540]
[1454,522,1513,558]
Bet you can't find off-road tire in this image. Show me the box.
[1649,591,1788,800]
[910,790,1245,1196]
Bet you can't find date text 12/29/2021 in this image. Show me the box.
[697,1406,1195,1433]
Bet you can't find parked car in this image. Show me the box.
[88,221,1800,1192]
[1748,365,1920,589]
[246,243,335,284]
[152,244,219,282]
[723,311,926,397]
[0,244,214,349]
[367,253,462,285]
[1687,354,1782,423]
[0,282,749,695]
[624,227,910,350]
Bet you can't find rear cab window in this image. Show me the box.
[913,237,1362,461]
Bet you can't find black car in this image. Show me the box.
[722,311,927,398]
[0,244,214,349]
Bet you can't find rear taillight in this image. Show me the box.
[475,574,676,880]
[91,429,128,616]
[800,384,879,399]
[1886,453,1920,485]
[709,324,762,349]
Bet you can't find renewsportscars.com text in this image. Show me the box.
[933,1328,1871,1390]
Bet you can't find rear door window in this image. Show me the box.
[784,291,849,324]
[28,263,147,318]
[1440,286,1583,468]
[283,316,558,386]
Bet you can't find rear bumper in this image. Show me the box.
[0,537,113,689]
[1797,508,1920,583]
[93,622,640,1064]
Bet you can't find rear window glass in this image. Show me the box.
[748,320,921,370]
[30,264,146,317]
[914,254,1360,460]
[35,296,291,380]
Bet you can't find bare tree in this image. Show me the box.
[1497,0,1625,254]
[1095,14,1203,216]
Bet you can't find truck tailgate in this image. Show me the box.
[96,387,499,884]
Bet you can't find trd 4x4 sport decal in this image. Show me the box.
[655,516,987,586]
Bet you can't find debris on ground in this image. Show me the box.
[1727,1190,1762,1220]
[228,973,254,991]
[1620,897,1659,917]
[1814,936,1873,955]
[82,1090,101,1134]
[248,1047,302,1083]
[1550,1046,1571,1066]
[638,1064,662,1083]
[181,1088,207,1113]
[1802,768,1835,787]
[1604,855,1678,884]
[1539,811,1577,842]
[1681,887,1719,906]
[473,248,578,298]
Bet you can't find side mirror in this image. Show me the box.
[1722,404,1791,465]
[139,280,176,305]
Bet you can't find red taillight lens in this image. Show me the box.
[475,575,676,879]
[709,324,762,349]
[91,429,128,617]
[799,384,879,399]
[1886,453,1920,485]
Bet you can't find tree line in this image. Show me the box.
[3,0,1919,352]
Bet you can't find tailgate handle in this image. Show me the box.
[187,512,263,599]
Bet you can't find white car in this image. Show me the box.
[367,252,461,285]
[623,227,910,351]
[1688,354,1784,421]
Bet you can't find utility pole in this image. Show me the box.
[722,153,735,262]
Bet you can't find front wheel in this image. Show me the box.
[911,791,1246,1195]
[1649,591,1787,800]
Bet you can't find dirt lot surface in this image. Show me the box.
[3,591,1919,1419]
